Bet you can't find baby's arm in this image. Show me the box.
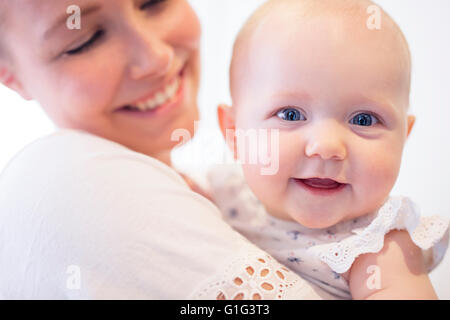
[347,230,438,300]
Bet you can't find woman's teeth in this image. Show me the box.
[129,77,180,111]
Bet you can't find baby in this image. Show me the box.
[209,0,449,299]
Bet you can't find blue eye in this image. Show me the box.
[276,108,306,121]
[350,113,379,126]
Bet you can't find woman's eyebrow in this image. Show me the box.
[42,4,102,40]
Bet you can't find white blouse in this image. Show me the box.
[0,129,331,299]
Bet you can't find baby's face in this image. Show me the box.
[1,0,201,164]
[230,12,415,228]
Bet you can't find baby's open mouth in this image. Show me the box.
[294,178,348,195]
[300,178,342,189]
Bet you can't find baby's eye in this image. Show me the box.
[350,113,379,126]
[276,108,306,122]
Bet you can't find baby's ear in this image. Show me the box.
[0,63,33,101]
[217,104,237,157]
[218,104,235,136]
[406,115,416,139]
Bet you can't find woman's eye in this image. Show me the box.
[276,108,306,122]
[65,30,104,55]
[140,0,167,10]
[350,113,379,126]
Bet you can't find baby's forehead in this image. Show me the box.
[230,0,411,104]
[238,0,408,58]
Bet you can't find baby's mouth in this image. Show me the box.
[293,178,349,196]
[300,178,342,189]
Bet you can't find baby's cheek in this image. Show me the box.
[242,163,276,217]
[242,161,284,195]
[355,145,402,204]
[242,131,303,217]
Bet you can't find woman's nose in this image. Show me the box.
[127,25,174,80]
[304,121,347,161]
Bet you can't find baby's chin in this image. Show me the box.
[284,206,351,230]
[285,200,385,229]
[264,207,338,229]
[291,215,342,230]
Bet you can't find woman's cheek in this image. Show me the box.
[170,0,201,48]
[59,58,122,115]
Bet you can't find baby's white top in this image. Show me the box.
[208,164,450,299]
[0,129,332,300]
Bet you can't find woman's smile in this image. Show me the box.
[114,64,186,118]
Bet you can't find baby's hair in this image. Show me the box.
[230,0,412,108]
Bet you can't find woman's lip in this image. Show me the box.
[114,71,185,118]
[117,65,185,110]
[293,178,348,196]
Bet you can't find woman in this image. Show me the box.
[0,0,330,299]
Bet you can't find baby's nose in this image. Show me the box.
[304,122,347,161]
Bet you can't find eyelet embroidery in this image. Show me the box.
[189,244,311,300]
[308,196,450,274]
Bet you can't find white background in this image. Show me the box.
[1,0,449,298]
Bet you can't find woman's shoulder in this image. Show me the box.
[0,130,330,300]
[0,128,192,232]
[0,128,184,185]
[5,129,124,160]
[2,128,147,167]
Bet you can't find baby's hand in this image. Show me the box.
[348,230,438,300]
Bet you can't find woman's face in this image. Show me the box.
[4,0,201,164]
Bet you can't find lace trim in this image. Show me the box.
[188,243,318,300]
[308,196,450,274]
